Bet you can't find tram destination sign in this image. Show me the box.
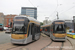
[14,19,24,21]
[55,22,64,24]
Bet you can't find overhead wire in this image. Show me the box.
[59,5,75,14]
[49,0,58,17]
[28,0,35,7]
[49,0,59,21]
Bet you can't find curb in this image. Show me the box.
[67,37,74,50]
[0,31,5,33]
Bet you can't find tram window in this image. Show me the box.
[47,27,50,32]
[37,26,38,33]
[49,28,50,32]
[43,27,45,31]
[36,26,38,33]
[39,26,40,33]
[37,26,40,33]
[43,27,44,31]
[34,25,37,34]
[43,28,44,31]
[48,27,50,32]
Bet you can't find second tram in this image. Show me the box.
[41,20,66,41]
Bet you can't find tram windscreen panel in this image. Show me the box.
[54,24,66,33]
[12,17,29,34]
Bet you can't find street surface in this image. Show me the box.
[0,31,11,44]
[67,37,75,50]
[0,32,73,50]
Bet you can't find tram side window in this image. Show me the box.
[39,26,40,33]
[46,27,50,32]
[48,27,50,32]
[43,27,44,31]
[49,27,50,32]
[44,27,45,31]
[37,26,40,33]
[47,27,48,32]
[35,25,37,34]
[35,25,39,33]
[45,27,47,32]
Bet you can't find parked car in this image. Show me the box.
[3,27,8,31]
[0,26,4,31]
[5,28,12,33]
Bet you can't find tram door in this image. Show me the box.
[31,24,35,40]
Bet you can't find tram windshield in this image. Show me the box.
[53,24,66,33]
[13,24,26,34]
[12,17,28,34]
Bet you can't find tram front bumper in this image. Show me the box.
[52,36,67,41]
[11,38,26,44]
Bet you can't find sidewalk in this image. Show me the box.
[67,37,75,50]
[0,31,5,33]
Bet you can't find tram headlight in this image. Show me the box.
[25,34,27,36]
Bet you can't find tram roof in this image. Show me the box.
[14,15,40,24]
[41,20,65,27]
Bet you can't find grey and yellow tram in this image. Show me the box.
[41,20,67,41]
[11,15,41,44]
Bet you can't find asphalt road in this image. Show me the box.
[0,31,11,44]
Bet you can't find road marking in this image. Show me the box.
[9,35,11,37]
[20,48,29,50]
[41,33,48,37]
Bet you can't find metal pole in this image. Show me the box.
[57,12,59,19]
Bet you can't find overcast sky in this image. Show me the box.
[0,0,75,22]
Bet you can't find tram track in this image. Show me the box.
[41,33,65,50]
[59,42,64,50]
[41,41,64,50]
[41,41,53,50]
[6,45,21,50]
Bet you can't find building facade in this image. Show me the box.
[43,20,48,25]
[0,13,5,26]
[21,7,37,19]
[64,20,74,29]
[43,20,51,25]
[4,15,17,27]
